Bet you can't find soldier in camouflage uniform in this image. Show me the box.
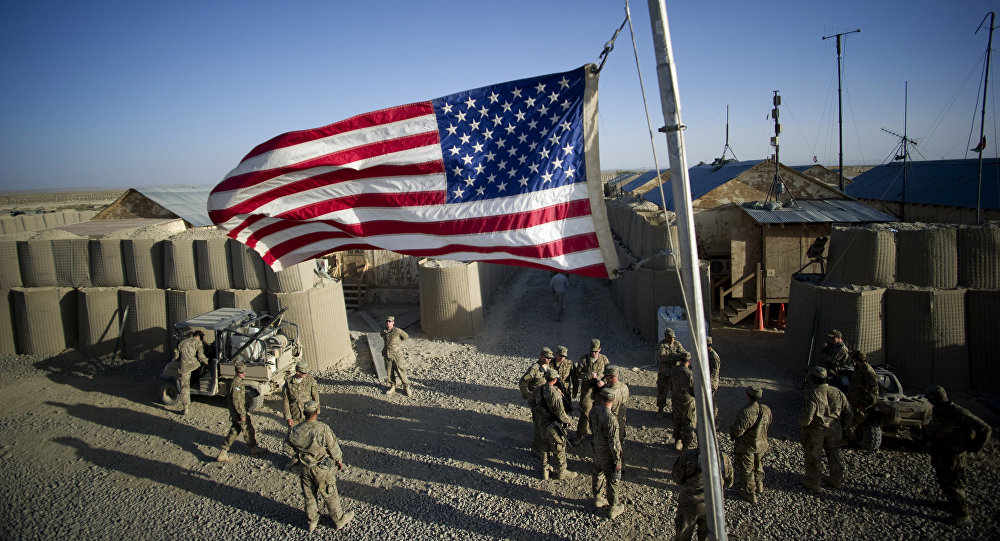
[926,385,991,526]
[707,336,720,423]
[672,447,734,541]
[798,366,852,492]
[552,346,578,413]
[817,329,850,373]
[656,328,688,416]
[729,386,772,503]
[590,388,624,520]
[521,348,554,456]
[670,353,697,451]
[382,316,411,396]
[574,339,610,445]
[284,400,355,532]
[603,365,629,451]
[529,368,577,480]
[174,330,207,416]
[283,361,320,427]
[216,362,265,462]
[845,351,878,440]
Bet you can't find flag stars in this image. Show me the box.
[464,176,476,187]
[552,157,564,169]
[496,138,506,148]
[464,96,476,109]
[525,97,536,108]
[560,121,572,132]
[445,123,458,136]
[528,141,538,151]
[474,163,485,175]
[541,171,554,183]
[448,145,461,156]
[562,143,574,155]
[484,150,496,162]
[528,163,540,173]
[548,113,560,125]
[501,100,512,112]
[560,99,571,111]
[512,87,523,98]
[455,111,467,122]
[459,133,471,144]
[492,115,503,126]
[441,103,454,114]
[548,132,561,144]
[452,186,464,198]
[469,119,481,131]
[504,123,516,134]
[517,133,528,144]
[527,119,539,131]
[507,146,518,157]
[565,167,576,178]
[452,165,463,176]
[461,154,474,165]
[518,176,529,187]
[518,154,528,165]
[487,173,497,184]
[478,105,490,117]
[548,91,560,103]
[539,148,551,159]
[472,141,484,153]
[538,104,549,115]
[482,128,494,140]
[488,91,500,103]
[476,186,486,196]
[498,159,508,170]
[535,82,546,93]
[497,181,508,192]
[558,76,570,89]
[514,109,526,122]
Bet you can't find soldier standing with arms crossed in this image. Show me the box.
[798,366,851,492]
[284,400,355,532]
[216,362,265,462]
[729,386,771,503]
[283,361,320,428]
[382,316,411,396]
[530,368,577,480]
[574,338,610,445]
[656,328,688,417]
[590,387,624,520]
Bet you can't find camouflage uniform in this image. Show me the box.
[846,360,878,436]
[283,373,320,425]
[671,362,697,450]
[576,348,610,438]
[221,375,259,452]
[382,324,410,391]
[552,349,578,409]
[729,398,772,501]
[707,346,720,421]
[606,379,630,449]
[175,335,208,408]
[817,340,849,374]
[656,338,688,412]
[284,417,353,531]
[589,403,622,511]
[672,448,734,541]
[520,358,550,454]
[529,383,575,478]
[798,381,851,490]
[928,395,991,522]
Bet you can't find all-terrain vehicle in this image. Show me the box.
[832,364,932,451]
[159,307,302,410]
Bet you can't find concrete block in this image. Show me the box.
[896,226,958,289]
[89,239,126,287]
[0,289,14,355]
[78,287,121,360]
[957,224,1000,290]
[266,260,317,293]
[0,242,22,289]
[11,287,77,354]
[17,240,58,287]
[885,287,968,390]
[216,289,268,313]
[119,288,168,362]
[195,238,233,290]
[53,238,92,287]
[123,239,165,289]
[967,290,1000,392]
[229,242,268,290]
[163,238,199,290]
[267,281,354,371]
[418,260,483,338]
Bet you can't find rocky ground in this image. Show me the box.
[1,267,998,540]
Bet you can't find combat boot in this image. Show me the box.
[553,469,578,480]
[216,449,231,463]
[385,385,396,395]
[674,440,683,451]
[822,475,842,489]
[180,405,189,416]
[403,386,412,397]
[609,504,625,520]
[801,478,821,493]
[756,480,764,495]
[307,517,319,533]
[334,510,355,530]
[740,488,757,504]
[595,496,609,508]
[541,467,549,480]
[248,445,265,456]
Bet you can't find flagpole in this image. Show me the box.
[645,1,726,539]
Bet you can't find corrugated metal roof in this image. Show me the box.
[739,199,897,224]
[610,172,640,187]
[642,160,760,210]
[621,169,668,193]
[135,185,214,226]
[846,158,1000,210]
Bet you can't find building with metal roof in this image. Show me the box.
[94,185,214,227]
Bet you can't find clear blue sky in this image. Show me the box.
[0,1,996,190]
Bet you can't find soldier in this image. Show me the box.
[707,336,720,423]
[845,351,878,440]
[574,338,610,445]
[283,361,320,427]
[216,362,265,462]
[590,387,624,520]
[656,327,688,417]
[284,400,355,532]
[798,366,852,492]
[552,346,577,413]
[603,365,629,451]
[729,386,772,503]
[530,368,577,480]
[382,316,411,396]
[817,329,849,373]
[672,447,734,540]
[926,385,991,525]
[549,271,569,321]
[174,329,207,416]
[521,348,554,456]
[671,353,697,451]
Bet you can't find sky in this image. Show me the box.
[0,0,996,190]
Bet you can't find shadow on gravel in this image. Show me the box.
[406,377,521,406]
[849,485,940,520]
[46,401,218,462]
[338,479,572,540]
[33,351,159,407]
[54,436,301,527]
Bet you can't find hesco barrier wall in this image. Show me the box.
[78,288,121,360]
[826,226,896,286]
[610,262,711,342]
[230,243,268,290]
[896,226,958,289]
[266,261,317,293]
[123,239,164,289]
[0,290,15,355]
[195,239,233,290]
[417,260,515,339]
[784,276,820,373]
[163,239,199,290]
[166,289,217,347]
[958,225,1000,290]
[217,289,268,313]
[885,287,967,389]
[53,238,91,288]
[0,210,97,235]
[967,290,1000,391]
[815,285,885,367]
[267,281,354,371]
[12,287,77,354]
[17,240,58,287]
[0,242,21,288]
[89,239,126,287]
[119,288,167,362]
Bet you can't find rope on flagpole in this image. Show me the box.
[593,14,630,74]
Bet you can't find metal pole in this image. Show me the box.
[645,2,726,539]
[822,29,860,192]
[975,11,995,224]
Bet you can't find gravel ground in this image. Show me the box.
[1,267,998,540]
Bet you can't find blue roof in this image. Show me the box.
[605,173,632,185]
[740,199,896,224]
[642,160,760,210]
[621,169,668,193]
[846,158,1000,210]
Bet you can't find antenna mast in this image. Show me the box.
[822,28,861,192]
[881,83,918,221]
[766,91,796,206]
[975,11,995,224]
[717,105,738,164]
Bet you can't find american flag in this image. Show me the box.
[208,65,620,278]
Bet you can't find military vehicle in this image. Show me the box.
[832,364,932,451]
[159,307,302,409]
